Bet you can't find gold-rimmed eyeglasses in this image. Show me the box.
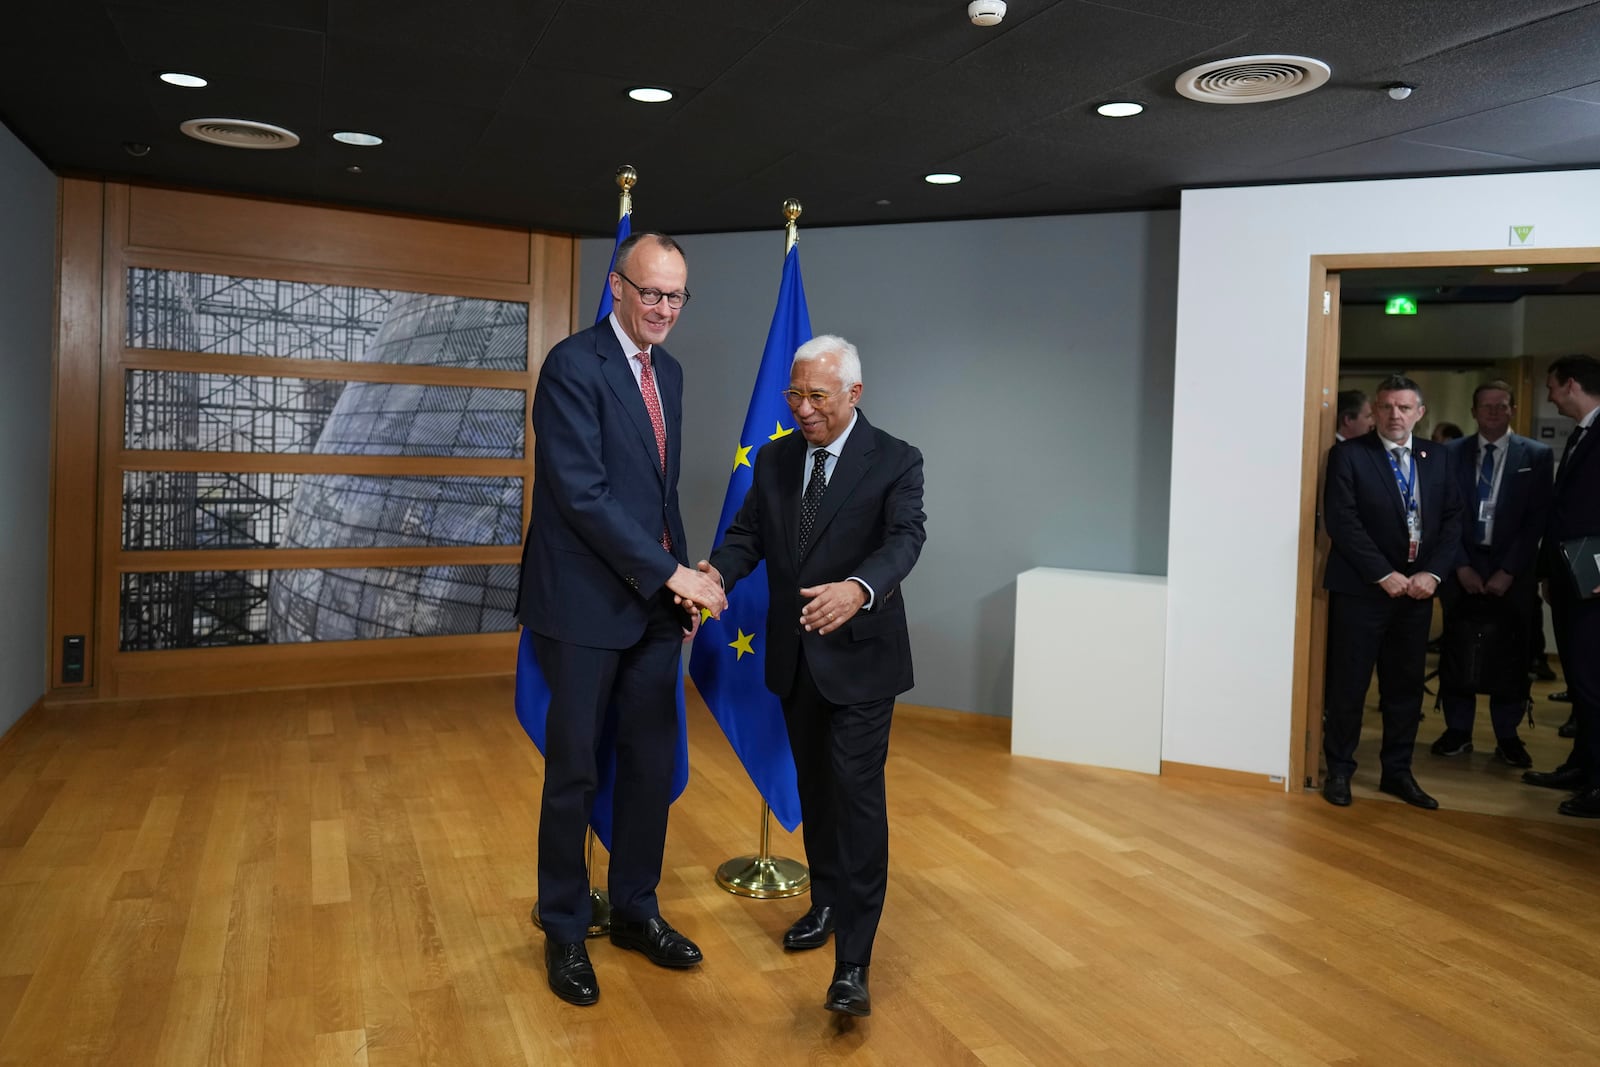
[781,389,838,407]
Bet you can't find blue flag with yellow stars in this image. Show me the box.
[688,245,809,831]
[514,209,691,851]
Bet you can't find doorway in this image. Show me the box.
[1290,248,1600,818]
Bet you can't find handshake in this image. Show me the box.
[668,560,727,633]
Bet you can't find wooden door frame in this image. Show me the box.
[1288,245,1600,790]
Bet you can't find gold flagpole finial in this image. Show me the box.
[616,165,638,220]
[783,198,802,253]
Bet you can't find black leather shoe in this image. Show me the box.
[1552,690,1573,703]
[1558,785,1600,818]
[545,939,599,1006]
[1322,774,1352,807]
[609,916,702,968]
[1558,710,1578,738]
[823,963,871,1017]
[1524,764,1587,790]
[1531,659,1558,681]
[1493,736,1533,769]
[1378,773,1439,810]
[783,905,835,950]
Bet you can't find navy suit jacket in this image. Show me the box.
[709,412,926,706]
[1323,431,1464,597]
[1445,432,1553,577]
[1548,415,1600,573]
[516,320,689,649]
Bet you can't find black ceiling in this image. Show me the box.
[6,0,1600,237]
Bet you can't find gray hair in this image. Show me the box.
[792,334,861,388]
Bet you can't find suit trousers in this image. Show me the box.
[1323,591,1432,778]
[533,593,684,944]
[1549,582,1600,784]
[783,645,894,967]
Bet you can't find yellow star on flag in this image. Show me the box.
[733,444,752,472]
[769,421,794,441]
[729,629,755,660]
[699,606,712,626]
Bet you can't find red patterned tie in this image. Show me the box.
[636,351,671,550]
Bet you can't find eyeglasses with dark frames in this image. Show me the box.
[615,270,691,309]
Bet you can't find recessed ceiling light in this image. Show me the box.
[628,87,673,103]
[159,71,207,88]
[332,131,383,146]
[1492,265,1531,274]
[875,199,891,206]
[1096,101,1144,118]
[924,173,961,185]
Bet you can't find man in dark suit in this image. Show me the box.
[703,335,925,1017]
[1430,380,1553,768]
[517,232,727,1006]
[1522,354,1600,817]
[1322,375,1463,810]
[1335,388,1373,443]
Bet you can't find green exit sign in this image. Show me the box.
[1385,295,1418,316]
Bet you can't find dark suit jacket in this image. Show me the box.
[1445,432,1553,577]
[1547,416,1600,584]
[516,319,689,649]
[1323,431,1464,597]
[709,411,926,707]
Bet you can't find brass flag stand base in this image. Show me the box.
[716,803,810,899]
[532,828,612,938]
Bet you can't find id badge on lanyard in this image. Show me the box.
[1389,449,1420,562]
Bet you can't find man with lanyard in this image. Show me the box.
[1430,380,1552,769]
[1321,375,1464,809]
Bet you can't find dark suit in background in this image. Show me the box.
[1437,432,1553,745]
[1543,414,1600,788]
[1323,432,1463,782]
[710,410,926,968]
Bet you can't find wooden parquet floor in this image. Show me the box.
[1,676,1598,1066]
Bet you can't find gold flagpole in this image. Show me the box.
[715,197,811,900]
[532,164,638,937]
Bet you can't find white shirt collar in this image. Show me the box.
[1579,404,1600,430]
[807,410,859,462]
[1382,433,1414,454]
[608,312,648,359]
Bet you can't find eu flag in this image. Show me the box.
[515,210,691,851]
[688,245,809,831]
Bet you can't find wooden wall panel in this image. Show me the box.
[125,186,533,286]
[48,179,104,691]
[46,181,574,702]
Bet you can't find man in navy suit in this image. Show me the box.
[517,232,727,1005]
[704,335,926,1017]
[1522,354,1600,817]
[1430,380,1553,768]
[1322,375,1464,809]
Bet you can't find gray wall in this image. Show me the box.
[580,211,1178,715]
[0,125,55,733]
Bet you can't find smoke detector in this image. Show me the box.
[179,118,300,149]
[1175,55,1331,104]
[968,1,1006,27]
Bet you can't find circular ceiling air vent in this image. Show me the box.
[1175,55,1331,104]
[179,118,300,149]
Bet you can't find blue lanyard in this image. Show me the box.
[1386,448,1417,516]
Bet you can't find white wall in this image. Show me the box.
[1166,170,1600,781]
